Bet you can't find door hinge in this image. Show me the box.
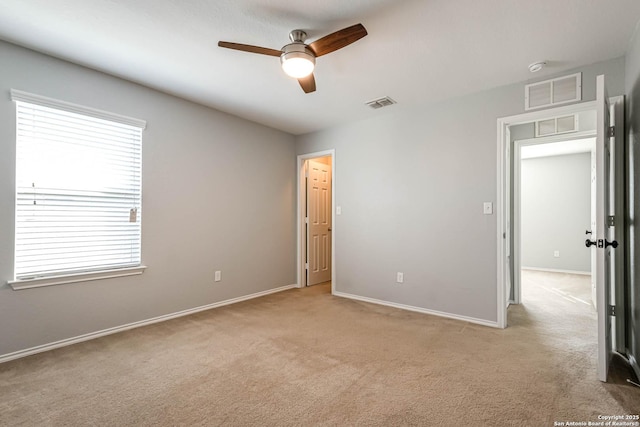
[305,263,309,270]
[607,215,615,227]
[305,217,309,224]
[608,126,615,137]
[608,305,616,316]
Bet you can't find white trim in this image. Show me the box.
[8,266,147,290]
[517,130,596,147]
[10,89,147,129]
[497,100,597,329]
[497,119,508,327]
[334,291,499,328]
[521,267,591,276]
[504,101,596,127]
[296,150,336,294]
[0,284,296,364]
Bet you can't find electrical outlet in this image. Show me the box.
[214,271,221,282]
[396,272,404,283]
[553,251,560,258]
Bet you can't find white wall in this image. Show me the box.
[296,58,625,324]
[625,21,640,372]
[0,41,297,357]
[520,153,591,273]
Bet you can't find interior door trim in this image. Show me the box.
[296,150,336,294]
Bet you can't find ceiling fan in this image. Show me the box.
[218,23,368,94]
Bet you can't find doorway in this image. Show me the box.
[515,137,597,345]
[297,150,336,291]
[498,84,626,381]
[513,136,596,307]
[497,100,601,330]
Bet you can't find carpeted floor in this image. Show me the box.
[1,271,639,426]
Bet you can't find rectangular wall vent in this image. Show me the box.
[366,96,396,109]
[525,73,582,111]
[535,114,578,137]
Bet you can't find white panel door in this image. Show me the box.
[594,74,616,382]
[307,159,332,285]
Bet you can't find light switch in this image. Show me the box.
[336,206,342,215]
[483,202,493,215]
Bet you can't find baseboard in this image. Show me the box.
[0,284,297,364]
[333,291,499,328]
[521,267,591,276]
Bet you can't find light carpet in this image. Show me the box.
[1,271,639,426]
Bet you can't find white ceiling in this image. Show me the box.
[1,0,639,135]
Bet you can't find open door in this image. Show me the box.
[593,74,617,382]
[307,159,332,285]
[590,147,597,307]
[505,128,513,307]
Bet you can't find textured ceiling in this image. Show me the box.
[1,0,639,135]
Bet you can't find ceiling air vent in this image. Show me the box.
[366,96,396,109]
[525,73,582,110]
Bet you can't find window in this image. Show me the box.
[10,90,146,287]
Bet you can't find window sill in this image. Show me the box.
[8,266,147,290]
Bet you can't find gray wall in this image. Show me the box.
[0,41,297,357]
[625,24,640,372]
[296,58,625,324]
[521,153,591,273]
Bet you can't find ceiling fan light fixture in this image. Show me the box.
[281,44,316,78]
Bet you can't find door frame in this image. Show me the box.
[497,96,625,348]
[511,131,596,305]
[297,150,336,292]
[497,100,597,328]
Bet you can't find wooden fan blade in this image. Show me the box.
[218,41,282,57]
[298,73,316,93]
[308,23,367,57]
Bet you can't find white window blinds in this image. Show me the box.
[12,90,145,280]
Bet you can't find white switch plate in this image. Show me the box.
[554,251,560,258]
[214,271,221,282]
[336,206,342,215]
[483,202,493,215]
[396,272,404,283]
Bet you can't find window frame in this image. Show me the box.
[8,90,147,290]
